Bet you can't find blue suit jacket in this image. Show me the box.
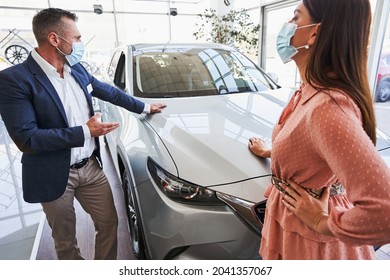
[0,54,145,203]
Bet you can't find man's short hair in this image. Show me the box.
[32,8,77,46]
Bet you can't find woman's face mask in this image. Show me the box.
[276,22,317,64]
[55,34,85,66]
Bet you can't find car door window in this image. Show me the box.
[113,53,126,90]
[108,51,121,81]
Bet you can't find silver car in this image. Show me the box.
[99,43,293,259]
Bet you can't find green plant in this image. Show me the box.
[193,8,260,56]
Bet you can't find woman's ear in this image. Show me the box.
[308,23,320,46]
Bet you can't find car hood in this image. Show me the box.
[143,88,293,187]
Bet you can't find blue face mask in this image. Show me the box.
[56,34,85,66]
[276,22,317,64]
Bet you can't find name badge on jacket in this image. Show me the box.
[87,83,93,94]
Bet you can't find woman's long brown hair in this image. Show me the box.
[303,0,376,144]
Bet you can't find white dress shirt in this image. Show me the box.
[31,49,95,165]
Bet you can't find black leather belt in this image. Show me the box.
[70,157,89,169]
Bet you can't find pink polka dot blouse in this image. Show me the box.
[260,84,390,260]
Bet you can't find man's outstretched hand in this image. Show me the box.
[87,113,119,137]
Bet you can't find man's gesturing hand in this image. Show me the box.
[86,113,119,137]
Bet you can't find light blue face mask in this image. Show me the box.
[276,22,318,64]
[56,34,85,66]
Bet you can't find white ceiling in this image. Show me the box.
[129,0,207,4]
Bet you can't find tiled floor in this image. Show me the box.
[1,102,390,260]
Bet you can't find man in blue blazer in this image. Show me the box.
[0,8,165,260]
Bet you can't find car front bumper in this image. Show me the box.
[135,178,261,260]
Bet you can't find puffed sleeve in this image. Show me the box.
[309,91,390,245]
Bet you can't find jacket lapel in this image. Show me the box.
[26,55,69,126]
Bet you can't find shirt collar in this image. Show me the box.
[301,83,321,105]
[31,48,71,77]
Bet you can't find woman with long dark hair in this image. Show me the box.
[249,0,390,259]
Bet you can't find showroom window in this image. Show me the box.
[0,0,211,76]
[261,0,299,89]
[370,0,390,103]
[260,0,381,91]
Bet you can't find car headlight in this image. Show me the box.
[147,157,224,206]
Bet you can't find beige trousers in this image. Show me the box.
[41,156,118,260]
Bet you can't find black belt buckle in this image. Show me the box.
[70,158,89,169]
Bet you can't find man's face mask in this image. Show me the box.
[276,22,318,64]
[55,34,85,66]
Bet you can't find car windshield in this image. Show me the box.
[133,47,277,98]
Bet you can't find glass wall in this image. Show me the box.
[262,1,299,89]
[0,0,212,75]
[370,0,390,146]
[260,0,381,91]
[372,0,390,104]
[217,0,261,63]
